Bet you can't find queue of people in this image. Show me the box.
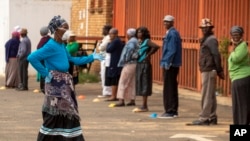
[97,15,250,127]
[3,14,249,141]
[4,27,31,91]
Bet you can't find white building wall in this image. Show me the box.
[0,0,72,76]
[0,0,10,76]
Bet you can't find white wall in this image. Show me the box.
[0,0,10,76]
[0,0,72,76]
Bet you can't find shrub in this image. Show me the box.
[219,37,231,59]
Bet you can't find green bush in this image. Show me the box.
[219,37,231,59]
[78,72,100,83]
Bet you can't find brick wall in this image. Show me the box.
[71,0,113,75]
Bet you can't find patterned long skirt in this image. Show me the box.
[37,71,85,141]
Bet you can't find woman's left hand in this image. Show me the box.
[92,49,105,61]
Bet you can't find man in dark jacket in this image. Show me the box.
[192,18,224,125]
[105,28,124,101]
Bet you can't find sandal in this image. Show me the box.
[132,107,149,112]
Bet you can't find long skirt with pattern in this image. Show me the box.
[37,71,85,141]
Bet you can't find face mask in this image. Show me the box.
[61,30,70,41]
[231,38,242,45]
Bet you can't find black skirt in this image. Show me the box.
[136,61,152,96]
[105,67,121,86]
[37,112,85,141]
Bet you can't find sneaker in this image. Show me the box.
[158,113,177,119]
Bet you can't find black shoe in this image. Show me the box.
[105,98,119,102]
[126,102,136,106]
[209,118,217,125]
[114,103,125,107]
[16,87,28,91]
[192,119,210,125]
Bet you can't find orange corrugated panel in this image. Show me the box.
[113,0,250,94]
[113,0,125,36]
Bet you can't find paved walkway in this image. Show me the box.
[0,76,232,141]
[153,83,232,107]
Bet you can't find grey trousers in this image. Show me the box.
[199,70,217,120]
[18,58,29,89]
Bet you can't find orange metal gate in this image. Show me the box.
[113,0,250,96]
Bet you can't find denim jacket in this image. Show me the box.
[160,27,182,69]
[118,37,138,67]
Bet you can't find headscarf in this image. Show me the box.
[230,26,244,35]
[48,15,67,34]
[12,31,20,39]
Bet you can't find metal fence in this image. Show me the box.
[113,0,250,96]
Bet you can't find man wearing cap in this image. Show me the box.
[159,15,182,118]
[16,28,31,91]
[191,18,224,125]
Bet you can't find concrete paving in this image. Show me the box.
[0,76,232,141]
